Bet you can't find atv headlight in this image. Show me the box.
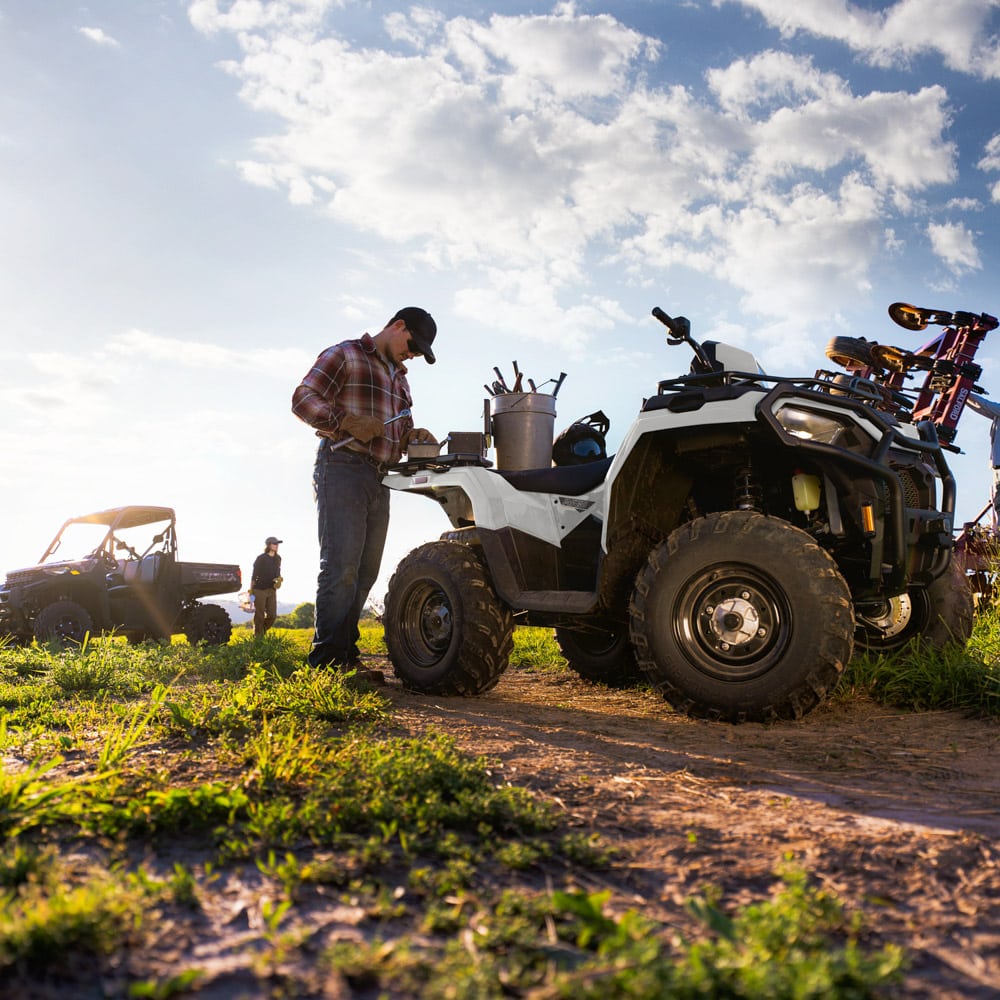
[775,405,856,446]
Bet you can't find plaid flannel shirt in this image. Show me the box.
[292,333,414,466]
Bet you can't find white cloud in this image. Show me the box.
[187,0,332,36]
[0,331,309,427]
[187,4,961,330]
[79,26,120,47]
[721,0,1000,79]
[978,133,1000,172]
[708,54,955,189]
[946,197,982,211]
[927,221,982,274]
[107,329,312,377]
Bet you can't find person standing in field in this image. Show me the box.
[291,306,438,683]
[250,536,283,637]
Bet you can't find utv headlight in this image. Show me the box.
[775,405,856,446]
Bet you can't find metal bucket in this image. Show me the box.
[491,392,557,470]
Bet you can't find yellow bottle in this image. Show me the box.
[792,473,821,513]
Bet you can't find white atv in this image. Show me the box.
[382,306,971,722]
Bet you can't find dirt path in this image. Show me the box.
[382,663,1000,999]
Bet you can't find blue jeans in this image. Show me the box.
[309,445,390,668]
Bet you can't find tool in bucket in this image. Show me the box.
[329,408,412,451]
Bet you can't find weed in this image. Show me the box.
[0,868,148,979]
[257,850,306,901]
[329,868,904,999]
[843,640,1000,716]
[254,897,306,977]
[0,755,71,838]
[495,837,547,870]
[242,715,326,791]
[127,969,205,999]
[510,626,566,671]
[167,863,201,909]
[558,831,620,868]
[0,843,52,890]
[49,637,153,697]
[97,682,171,772]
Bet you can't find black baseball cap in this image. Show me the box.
[266,536,282,545]
[392,306,437,364]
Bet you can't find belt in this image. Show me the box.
[327,442,389,476]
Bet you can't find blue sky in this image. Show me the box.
[2,0,1000,606]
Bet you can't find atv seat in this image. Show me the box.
[492,456,613,496]
[117,554,162,586]
[138,552,163,583]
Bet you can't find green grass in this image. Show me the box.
[4,614,991,996]
[840,608,1000,716]
[324,864,904,998]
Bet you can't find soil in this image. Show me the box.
[382,661,1000,999]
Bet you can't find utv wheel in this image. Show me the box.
[34,600,94,647]
[184,604,232,646]
[855,559,974,654]
[555,627,643,688]
[825,336,875,369]
[384,541,513,695]
[629,512,854,722]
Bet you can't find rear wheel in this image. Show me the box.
[184,604,232,646]
[384,541,513,695]
[34,600,94,647]
[555,626,642,688]
[825,336,875,369]
[855,559,974,654]
[629,512,854,722]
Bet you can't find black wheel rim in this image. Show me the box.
[54,614,87,643]
[205,619,226,642]
[673,564,791,681]
[399,582,454,668]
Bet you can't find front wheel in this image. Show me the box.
[184,604,232,646]
[384,541,513,695]
[555,626,642,688]
[855,559,974,654]
[34,600,94,647]
[629,512,854,722]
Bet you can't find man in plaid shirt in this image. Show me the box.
[292,306,438,681]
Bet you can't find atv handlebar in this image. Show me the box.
[652,306,715,373]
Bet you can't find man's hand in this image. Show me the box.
[403,427,438,449]
[340,412,386,443]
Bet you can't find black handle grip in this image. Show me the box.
[652,307,690,340]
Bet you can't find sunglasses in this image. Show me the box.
[406,337,424,357]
